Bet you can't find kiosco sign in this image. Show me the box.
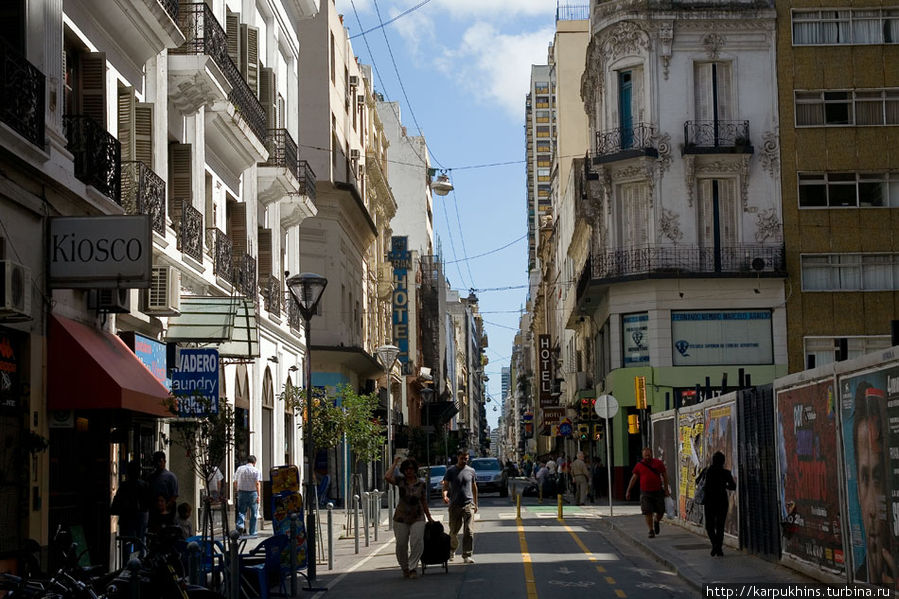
[49,216,152,288]
[172,348,219,416]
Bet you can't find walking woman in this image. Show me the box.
[386,456,433,578]
[701,451,737,556]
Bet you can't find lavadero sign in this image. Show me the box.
[172,348,219,416]
[389,236,411,372]
[49,215,151,288]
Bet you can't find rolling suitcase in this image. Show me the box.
[421,520,450,574]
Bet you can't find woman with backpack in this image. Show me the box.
[699,451,737,556]
[386,456,434,579]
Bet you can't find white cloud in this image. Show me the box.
[433,0,554,19]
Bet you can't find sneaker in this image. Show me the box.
[448,553,455,561]
[462,556,475,564]
[654,521,660,535]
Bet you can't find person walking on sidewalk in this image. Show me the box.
[570,451,591,506]
[625,447,670,538]
[702,451,736,556]
[234,455,262,535]
[443,448,478,563]
[386,456,433,579]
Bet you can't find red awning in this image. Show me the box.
[48,315,172,417]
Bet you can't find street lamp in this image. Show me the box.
[286,272,327,583]
[375,344,399,529]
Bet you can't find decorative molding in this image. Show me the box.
[658,21,674,80]
[659,208,683,244]
[759,130,779,177]
[754,208,782,242]
[692,155,751,210]
[684,155,695,207]
[702,33,726,59]
[599,21,652,61]
[739,154,751,211]
[655,132,672,175]
[676,20,774,33]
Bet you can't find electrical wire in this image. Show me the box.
[443,234,526,265]
[350,0,393,102]
[450,187,476,289]
[348,0,435,40]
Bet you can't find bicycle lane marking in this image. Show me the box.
[516,516,539,599]
[561,520,628,598]
[309,537,396,599]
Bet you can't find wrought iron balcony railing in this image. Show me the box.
[178,202,203,263]
[262,128,298,174]
[262,275,281,316]
[297,160,316,202]
[683,120,751,153]
[206,227,233,283]
[590,244,785,282]
[232,253,257,300]
[63,115,121,204]
[0,40,44,148]
[173,3,266,144]
[594,123,657,162]
[122,161,166,235]
[159,0,179,22]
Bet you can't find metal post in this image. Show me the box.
[605,413,613,517]
[289,514,298,596]
[327,502,334,570]
[353,494,360,554]
[362,491,370,547]
[187,541,201,586]
[303,317,318,583]
[373,489,380,542]
[387,485,394,531]
[516,491,521,520]
[557,493,563,520]
[228,530,240,599]
[127,558,141,599]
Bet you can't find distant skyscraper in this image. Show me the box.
[501,366,511,401]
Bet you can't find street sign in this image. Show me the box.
[559,420,573,437]
[172,348,219,416]
[594,394,619,419]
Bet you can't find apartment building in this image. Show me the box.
[776,4,899,373]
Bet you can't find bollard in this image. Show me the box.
[186,541,201,586]
[538,480,543,504]
[228,529,240,599]
[516,492,521,520]
[387,487,394,531]
[327,502,335,570]
[289,513,298,597]
[362,492,370,547]
[372,489,380,542]
[353,494,360,554]
[557,494,564,520]
[127,557,141,599]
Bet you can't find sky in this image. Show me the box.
[334,0,561,429]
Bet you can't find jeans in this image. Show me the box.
[448,504,475,558]
[394,520,425,573]
[236,490,258,535]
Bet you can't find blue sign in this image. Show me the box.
[559,421,573,437]
[390,237,411,368]
[172,348,219,416]
[132,333,170,390]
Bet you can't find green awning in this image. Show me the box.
[166,296,259,358]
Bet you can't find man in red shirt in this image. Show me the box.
[625,447,670,538]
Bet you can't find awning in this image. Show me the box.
[166,296,259,358]
[48,315,172,417]
[310,345,382,378]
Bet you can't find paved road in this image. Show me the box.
[308,495,693,599]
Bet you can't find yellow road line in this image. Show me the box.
[596,565,606,573]
[605,576,616,584]
[516,517,539,599]
[615,589,627,597]
[563,522,627,598]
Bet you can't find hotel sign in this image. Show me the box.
[389,237,411,370]
[538,334,556,408]
[49,216,152,288]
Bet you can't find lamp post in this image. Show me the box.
[375,345,399,529]
[286,272,328,583]
[420,386,434,503]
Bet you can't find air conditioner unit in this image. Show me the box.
[349,75,359,87]
[141,266,182,315]
[89,288,131,314]
[0,260,32,319]
[350,149,361,160]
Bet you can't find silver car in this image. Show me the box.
[470,457,508,497]
[419,464,447,497]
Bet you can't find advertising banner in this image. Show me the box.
[839,366,899,587]
[622,312,649,366]
[704,402,739,537]
[172,348,219,416]
[775,380,844,574]
[671,310,773,366]
[677,410,705,524]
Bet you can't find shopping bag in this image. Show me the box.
[664,495,676,519]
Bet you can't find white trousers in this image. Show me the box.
[394,520,425,573]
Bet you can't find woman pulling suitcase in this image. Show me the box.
[386,456,434,579]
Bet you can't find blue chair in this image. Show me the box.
[316,475,330,508]
[183,535,226,584]
[240,534,290,599]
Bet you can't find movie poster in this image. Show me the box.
[677,410,704,525]
[704,403,739,537]
[651,416,677,505]
[840,366,899,588]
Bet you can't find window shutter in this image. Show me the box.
[718,179,737,244]
[229,202,248,258]
[716,62,733,121]
[259,67,277,129]
[631,66,644,123]
[226,10,241,66]
[240,24,259,96]
[698,179,715,246]
[277,95,285,129]
[257,227,272,278]
[694,62,713,122]
[168,143,192,223]
[117,86,135,161]
[134,102,154,168]
[80,52,107,127]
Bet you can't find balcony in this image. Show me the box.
[261,275,282,317]
[63,115,121,204]
[170,3,267,172]
[593,123,658,164]
[176,202,203,263]
[0,40,44,151]
[683,121,752,155]
[258,128,299,205]
[122,161,166,235]
[205,227,233,284]
[65,0,184,69]
[588,244,785,283]
[281,160,318,228]
[232,253,257,300]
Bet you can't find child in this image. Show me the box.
[175,502,194,539]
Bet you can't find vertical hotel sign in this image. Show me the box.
[389,237,411,371]
[538,334,554,408]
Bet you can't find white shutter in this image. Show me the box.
[620,183,649,247]
[718,179,738,245]
[631,66,644,123]
[698,179,715,246]
[694,62,713,122]
[716,62,733,121]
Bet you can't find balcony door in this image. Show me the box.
[694,62,732,144]
[618,71,633,148]
[618,181,650,250]
[697,178,738,271]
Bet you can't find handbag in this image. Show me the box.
[693,468,707,505]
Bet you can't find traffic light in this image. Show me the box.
[580,398,593,421]
[634,376,647,410]
[593,423,603,441]
[577,423,590,440]
[627,413,640,434]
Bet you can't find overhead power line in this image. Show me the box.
[443,234,526,264]
[348,0,435,40]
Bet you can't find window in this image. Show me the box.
[804,336,893,368]
[617,181,650,247]
[795,89,899,126]
[330,32,336,83]
[793,8,899,45]
[798,172,899,208]
[801,253,899,290]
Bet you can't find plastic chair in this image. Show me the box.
[183,535,225,584]
[240,534,290,599]
[316,475,331,508]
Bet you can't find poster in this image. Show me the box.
[677,410,704,525]
[671,310,773,366]
[840,366,899,588]
[775,380,844,574]
[651,416,677,501]
[623,312,649,366]
[704,403,739,537]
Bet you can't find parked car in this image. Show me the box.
[419,465,447,497]
[470,457,508,497]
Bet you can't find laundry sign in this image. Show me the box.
[171,348,219,416]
